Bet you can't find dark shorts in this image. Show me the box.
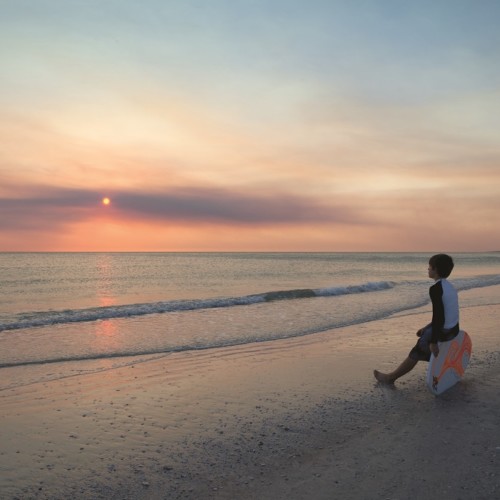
[409,324,459,362]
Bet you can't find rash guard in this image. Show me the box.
[429,278,459,343]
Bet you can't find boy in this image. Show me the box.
[374,254,459,384]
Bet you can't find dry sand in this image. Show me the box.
[1,290,499,500]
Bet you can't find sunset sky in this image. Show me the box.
[1,0,499,251]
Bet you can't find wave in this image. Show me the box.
[0,281,395,333]
[2,275,500,372]
[453,274,500,291]
[2,274,499,335]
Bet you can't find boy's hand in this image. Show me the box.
[429,343,439,358]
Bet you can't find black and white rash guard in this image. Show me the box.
[429,278,459,343]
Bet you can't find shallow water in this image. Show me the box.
[1,252,499,388]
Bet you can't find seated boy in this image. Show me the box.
[374,254,459,384]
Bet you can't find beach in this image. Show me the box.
[1,285,499,500]
[3,0,500,495]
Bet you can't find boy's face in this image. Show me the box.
[428,265,439,280]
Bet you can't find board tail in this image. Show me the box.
[428,331,472,395]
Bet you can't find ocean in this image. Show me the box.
[1,252,499,390]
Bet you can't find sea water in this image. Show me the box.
[1,252,499,389]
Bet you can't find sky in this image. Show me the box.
[1,0,500,252]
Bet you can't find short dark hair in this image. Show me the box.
[429,254,454,278]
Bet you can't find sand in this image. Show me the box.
[1,288,499,500]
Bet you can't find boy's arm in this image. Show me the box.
[429,282,445,344]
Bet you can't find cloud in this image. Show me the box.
[0,187,99,230]
[113,187,354,224]
[0,184,359,232]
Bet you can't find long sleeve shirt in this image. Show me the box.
[429,278,459,343]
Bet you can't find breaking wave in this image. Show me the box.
[0,281,395,332]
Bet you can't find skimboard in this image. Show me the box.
[426,330,472,395]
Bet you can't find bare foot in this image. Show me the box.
[373,369,395,384]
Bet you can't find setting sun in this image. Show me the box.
[102,197,111,206]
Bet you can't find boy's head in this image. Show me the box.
[428,254,454,278]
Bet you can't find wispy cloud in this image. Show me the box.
[0,187,98,230]
[113,187,356,224]
[0,184,360,232]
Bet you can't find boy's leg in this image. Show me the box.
[374,324,432,383]
[374,357,418,384]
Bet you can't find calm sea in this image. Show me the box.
[1,252,499,389]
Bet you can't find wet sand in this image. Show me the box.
[1,288,499,500]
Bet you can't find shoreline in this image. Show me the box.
[1,291,499,499]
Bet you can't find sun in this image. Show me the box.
[102,197,111,206]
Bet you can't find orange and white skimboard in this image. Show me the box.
[426,330,472,395]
